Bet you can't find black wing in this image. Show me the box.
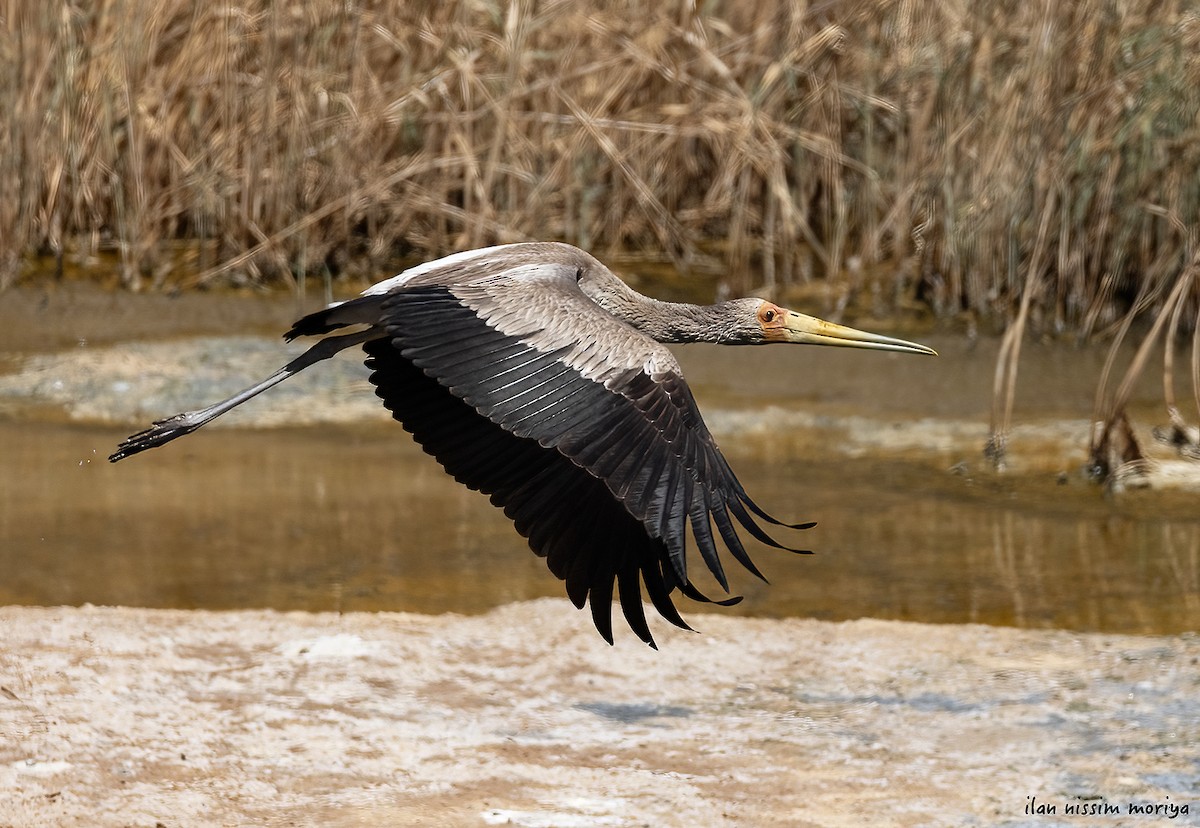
[369,285,810,647]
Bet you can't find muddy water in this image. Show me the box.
[1,283,1197,635]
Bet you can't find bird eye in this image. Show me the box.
[763,309,776,323]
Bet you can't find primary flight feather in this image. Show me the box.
[110,242,935,647]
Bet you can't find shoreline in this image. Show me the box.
[2,602,1197,826]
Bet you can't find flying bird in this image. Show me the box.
[110,242,935,646]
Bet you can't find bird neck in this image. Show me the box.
[581,273,733,343]
[632,299,735,343]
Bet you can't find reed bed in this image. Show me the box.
[4,0,1199,473]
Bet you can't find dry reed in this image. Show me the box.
[4,0,1200,472]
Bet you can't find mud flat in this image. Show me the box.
[1,601,1197,827]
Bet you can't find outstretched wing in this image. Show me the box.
[357,259,808,645]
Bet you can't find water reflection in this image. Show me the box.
[3,419,1197,635]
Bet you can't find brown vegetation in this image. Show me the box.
[3,0,1199,474]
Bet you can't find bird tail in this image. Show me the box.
[285,295,387,341]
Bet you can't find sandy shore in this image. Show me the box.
[2,601,1197,827]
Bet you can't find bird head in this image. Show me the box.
[752,299,937,355]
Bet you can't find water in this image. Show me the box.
[1,283,1197,634]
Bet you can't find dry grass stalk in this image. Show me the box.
[2,0,1190,298]
[1091,251,1200,477]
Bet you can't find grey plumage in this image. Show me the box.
[111,242,935,647]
